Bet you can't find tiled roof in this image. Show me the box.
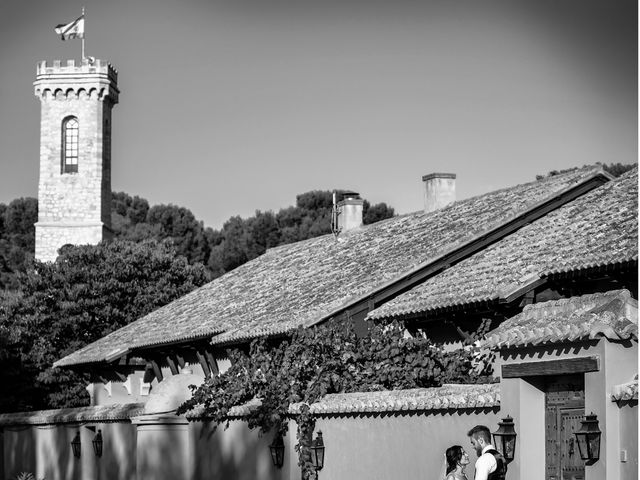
[368,168,637,320]
[0,403,145,426]
[483,290,638,349]
[184,384,499,420]
[289,383,500,415]
[185,398,262,420]
[55,167,610,367]
[611,375,638,402]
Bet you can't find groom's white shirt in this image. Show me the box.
[474,444,497,480]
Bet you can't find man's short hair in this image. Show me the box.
[467,425,492,443]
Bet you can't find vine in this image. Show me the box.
[178,320,493,478]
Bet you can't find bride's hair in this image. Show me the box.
[445,445,463,474]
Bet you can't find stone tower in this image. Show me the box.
[33,59,119,262]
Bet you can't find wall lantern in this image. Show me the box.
[310,431,325,471]
[574,413,601,463]
[269,435,285,468]
[492,416,517,463]
[92,429,103,458]
[71,431,81,458]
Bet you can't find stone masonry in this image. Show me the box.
[33,59,119,262]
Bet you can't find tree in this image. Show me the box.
[1,190,396,285]
[178,320,492,478]
[600,162,636,177]
[363,200,395,225]
[220,216,251,272]
[0,239,209,411]
[536,163,636,180]
[0,198,37,289]
[145,204,211,265]
[111,191,150,225]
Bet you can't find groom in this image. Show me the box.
[467,425,507,480]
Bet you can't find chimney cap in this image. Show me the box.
[340,191,361,200]
[422,173,456,182]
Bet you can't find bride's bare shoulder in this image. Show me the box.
[445,474,466,480]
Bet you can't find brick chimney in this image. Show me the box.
[422,173,456,213]
[337,191,364,232]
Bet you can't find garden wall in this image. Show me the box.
[296,384,500,480]
[1,420,136,480]
[0,384,499,480]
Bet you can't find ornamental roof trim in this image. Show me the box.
[186,384,499,420]
[611,375,638,402]
[483,289,638,350]
[0,403,145,426]
[289,383,500,415]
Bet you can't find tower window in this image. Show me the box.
[62,117,79,174]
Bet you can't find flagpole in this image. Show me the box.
[81,7,85,60]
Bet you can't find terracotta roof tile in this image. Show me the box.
[611,375,638,402]
[289,383,500,415]
[483,290,638,349]
[55,167,610,367]
[185,398,262,420]
[0,403,145,426]
[368,168,637,320]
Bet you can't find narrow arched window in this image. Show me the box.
[62,117,79,174]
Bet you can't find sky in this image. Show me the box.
[0,0,637,230]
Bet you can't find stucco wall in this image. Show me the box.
[312,408,499,480]
[586,340,638,480]
[190,420,292,480]
[90,357,231,407]
[618,402,638,480]
[498,339,638,480]
[91,369,151,406]
[2,422,135,480]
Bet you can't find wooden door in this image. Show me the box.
[545,375,585,480]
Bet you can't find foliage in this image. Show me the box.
[0,190,395,287]
[178,320,493,478]
[536,162,636,180]
[363,199,395,225]
[0,240,208,412]
[600,162,637,177]
[207,190,395,275]
[13,473,43,480]
[111,192,211,266]
[0,198,37,289]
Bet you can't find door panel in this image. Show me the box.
[545,375,585,480]
[561,409,584,480]
[546,405,559,479]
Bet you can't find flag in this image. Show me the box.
[54,15,85,41]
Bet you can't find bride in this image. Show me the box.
[443,445,470,480]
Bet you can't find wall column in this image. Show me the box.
[132,414,192,480]
[499,376,546,480]
[585,341,637,480]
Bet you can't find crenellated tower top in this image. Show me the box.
[34,58,119,103]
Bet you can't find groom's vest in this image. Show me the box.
[485,449,507,480]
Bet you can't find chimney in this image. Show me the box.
[422,173,456,213]
[337,191,364,232]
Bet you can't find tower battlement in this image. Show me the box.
[35,59,119,103]
[36,58,117,78]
